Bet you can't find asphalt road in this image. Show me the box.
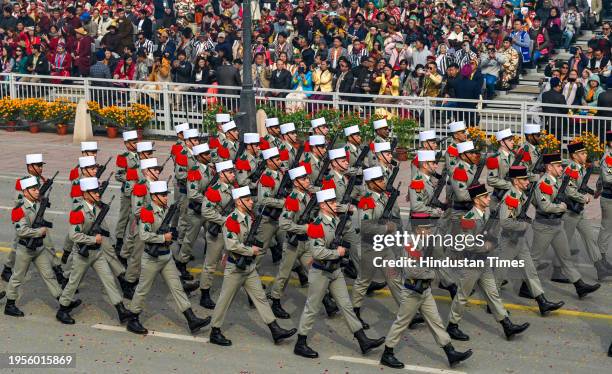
[0,133,610,373]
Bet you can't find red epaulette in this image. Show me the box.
[260,174,276,188]
[126,168,139,181]
[321,177,336,190]
[14,178,21,191]
[486,156,499,169]
[69,210,85,225]
[225,216,241,234]
[69,167,80,181]
[299,161,312,174]
[409,179,425,190]
[132,183,147,197]
[306,223,324,238]
[116,154,128,168]
[357,196,376,210]
[187,169,202,181]
[140,208,154,223]
[259,137,271,150]
[205,187,222,203]
[564,167,579,180]
[447,145,459,157]
[235,158,252,171]
[539,181,553,195]
[279,149,290,161]
[453,167,468,182]
[11,207,25,223]
[70,184,83,198]
[505,195,519,209]
[175,153,188,167]
[209,137,221,150]
[171,143,183,157]
[284,196,300,212]
[460,218,475,230]
[217,146,230,159]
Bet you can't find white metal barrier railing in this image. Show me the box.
[1,73,610,149]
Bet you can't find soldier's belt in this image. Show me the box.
[227,254,254,270]
[18,238,43,250]
[493,188,507,200]
[602,189,612,199]
[535,212,564,223]
[566,200,585,215]
[262,206,282,220]
[404,279,431,294]
[287,232,308,247]
[452,201,473,211]
[312,259,340,273]
[188,201,202,213]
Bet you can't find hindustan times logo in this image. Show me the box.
[372,232,485,252]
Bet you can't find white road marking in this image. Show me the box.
[0,205,66,215]
[91,323,210,343]
[328,355,467,374]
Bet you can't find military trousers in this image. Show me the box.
[269,240,312,300]
[199,232,225,290]
[114,191,131,240]
[560,211,601,264]
[597,197,612,255]
[352,247,404,308]
[5,244,62,301]
[129,252,191,314]
[385,287,452,348]
[211,261,276,328]
[531,219,581,283]
[495,235,544,298]
[124,236,145,283]
[121,216,137,260]
[297,267,362,336]
[177,209,205,264]
[6,230,60,269]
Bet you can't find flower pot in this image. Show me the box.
[28,121,41,133]
[106,126,118,139]
[395,147,409,162]
[4,120,16,132]
[56,124,68,136]
[136,128,144,141]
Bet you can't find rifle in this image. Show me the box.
[207,199,235,237]
[248,159,266,183]
[77,196,115,257]
[428,170,449,210]
[385,165,400,193]
[234,205,266,270]
[314,155,331,186]
[144,202,179,257]
[508,182,537,244]
[24,193,54,249]
[407,135,451,153]
[578,164,595,195]
[159,155,172,172]
[341,174,358,205]
[553,174,571,204]
[503,151,526,181]
[287,195,318,247]
[328,130,340,150]
[381,182,402,221]
[290,144,305,170]
[390,137,398,151]
[353,145,370,168]
[264,171,293,219]
[99,172,115,197]
[470,157,486,186]
[189,173,219,214]
[234,141,246,162]
[532,152,545,174]
[317,210,354,275]
[39,171,59,198]
[95,156,112,178]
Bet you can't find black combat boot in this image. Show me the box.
[175,260,194,281]
[56,305,75,324]
[209,327,232,346]
[293,334,318,358]
[446,323,470,341]
[409,312,425,328]
[443,343,473,367]
[500,317,530,339]
[4,299,24,317]
[122,279,137,300]
[518,282,534,299]
[268,321,297,344]
[182,280,200,295]
[1,265,12,282]
[439,282,458,299]
[199,288,216,309]
[366,281,387,295]
[183,308,211,333]
[52,264,67,287]
[608,341,612,357]
[115,302,132,324]
[594,259,612,280]
[574,279,601,298]
[380,346,404,368]
[535,294,564,316]
[322,293,339,317]
[126,314,148,335]
[64,299,82,311]
[354,329,385,354]
[353,307,370,330]
[292,264,309,287]
[271,298,290,319]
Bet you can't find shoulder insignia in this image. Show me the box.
[539,181,553,195]
[505,195,520,209]
[70,183,83,198]
[564,167,579,180]
[217,146,230,160]
[126,168,139,181]
[176,153,188,167]
[306,223,324,238]
[259,137,271,150]
[69,167,80,181]
[14,178,21,191]
[235,158,252,171]
[225,215,241,234]
[460,218,476,230]
[260,174,276,188]
[171,143,183,157]
[464,211,475,219]
[69,209,85,225]
[517,148,531,162]
[209,137,221,149]
[11,207,25,223]
[284,196,300,212]
[299,161,312,174]
[606,155,612,167]
[321,178,336,190]
[116,154,128,168]
[205,187,222,203]
[187,169,202,181]
[453,167,468,182]
[132,183,148,197]
[486,156,499,169]
[447,145,459,157]
[410,179,425,190]
[279,148,290,161]
[140,208,154,223]
[358,196,376,210]
[303,141,311,153]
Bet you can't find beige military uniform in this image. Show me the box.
[114,151,140,241]
[235,151,262,190]
[212,137,239,164]
[171,140,187,228]
[129,203,192,314]
[449,159,478,229]
[124,179,153,283]
[211,209,276,328]
[256,168,286,261]
[597,150,612,258]
[173,146,197,239]
[522,142,541,182]
[486,148,515,211]
[301,152,325,185]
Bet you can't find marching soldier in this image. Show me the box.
[310,117,330,139]
[410,130,439,176]
[597,131,612,271]
[352,166,405,329]
[198,160,236,309]
[259,117,284,151]
[279,123,302,167]
[175,143,213,280]
[495,166,565,315]
[301,135,327,184]
[530,153,601,297]
[449,141,482,229]
[126,181,211,335]
[446,183,530,342]
[114,130,140,257]
[486,128,518,212]
[235,133,261,190]
[209,186,297,346]
[560,142,611,281]
[445,121,467,172]
[368,119,393,166]
[372,142,401,218]
[380,214,473,369]
[523,124,543,181]
[213,121,240,163]
[344,125,370,169]
[4,176,66,317]
[173,128,201,244]
[56,177,131,325]
[170,123,189,228]
[208,113,231,151]
[293,189,385,358]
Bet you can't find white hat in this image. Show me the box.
[175,123,190,134]
[316,188,336,203]
[280,123,296,134]
[262,147,280,160]
[288,166,307,180]
[136,141,154,153]
[448,121,466,133]
[457,141,475,154]
[81,141,98,151]
[215,160,234,173]
[311,117,326,128]
[373,119,388,130]
[193,143,210,155]
[25,153,43,165]
[243,133,260,144]
[495,129,513,141]
[232,186,251,199]
[149,180,168,194]
[222,121,237,133]
[344,125,360,136]
[140,158,158,169]
[373,142,391,153]
[309,135,326,146]
[183,128,199,140]
[79,177,99,192]
[265,117,280,127]
[20,176,38,189]
[79,156,96,168]
[328,148,346,160]
[417,150,436,162]
[363,166,383,181]
[418,130,436,142]
[216,113,231,123]
[123,130,138,141]
[524,124,540,134]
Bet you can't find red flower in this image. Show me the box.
[70,184,83,198]
[140,208,155,223]
[505,195,519,209]
[116,154,127,168]
[460,218,475,230]
[205,187,222,203]
[539,182,553,195]
[225,216,241,234]
[175,153,188,166]
[486,157,499,169]
[299,161,312,174]
[69,167,80,181]
[69,210,85,225]
[260,174,276,188]
[306,223,324,238]
[284,196,300,212]
[409,179,425,190]
[358,196,376,210]
[187,169,202,181]
[126,168,139,181]
[11,207,25,223]
[132,183,147,197]
[321,178,336,190]
[453,167,468,182]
